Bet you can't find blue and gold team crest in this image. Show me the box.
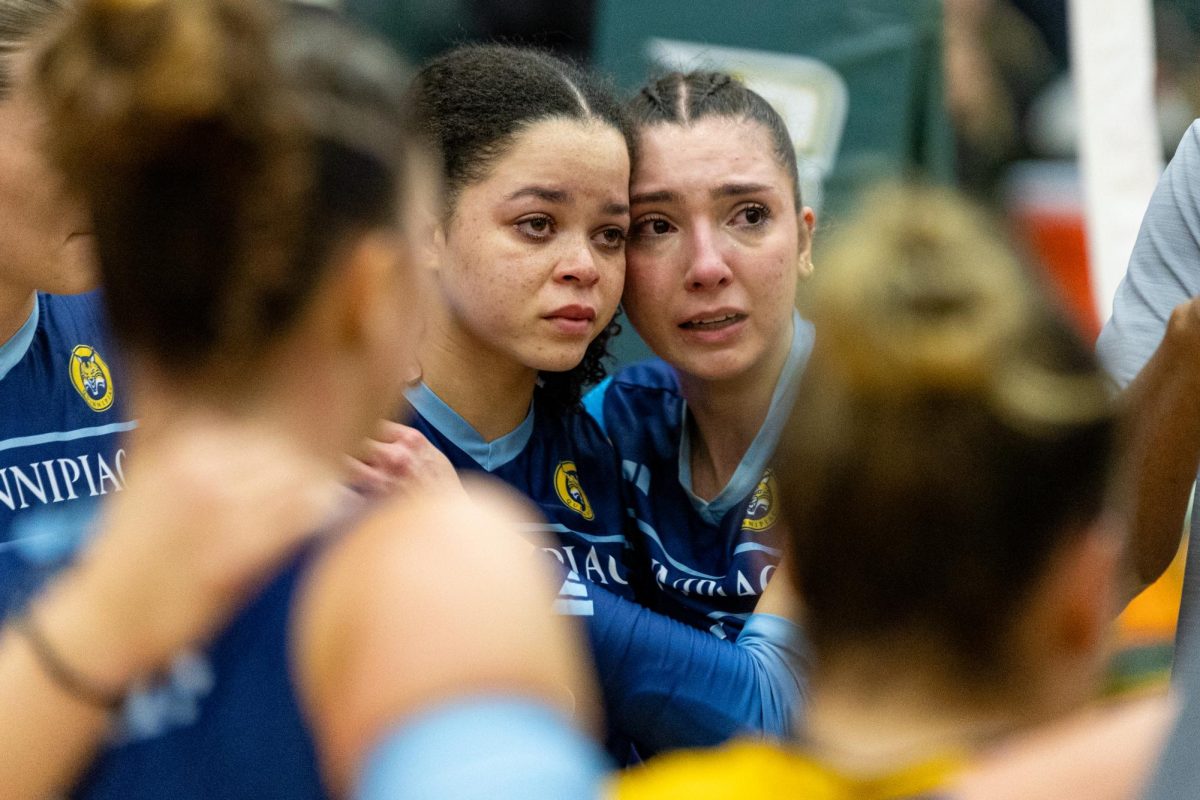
[741,469,779,532]
[68,344,114,412]
[554,460,595,521]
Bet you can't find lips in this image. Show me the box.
[679,311,747,331]
[545,305,597,322]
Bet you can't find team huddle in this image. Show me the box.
[2,0,1200,798]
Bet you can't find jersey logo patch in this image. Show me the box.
[554,460,594,520]
[741,469,779,532]
[69,345,114,412]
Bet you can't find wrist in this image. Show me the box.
[33,564,159,694]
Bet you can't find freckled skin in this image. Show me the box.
[624,118,811,384]
[436,118,630,374]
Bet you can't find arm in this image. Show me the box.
[295,481,603,796]
[1112,297,1200,602]
[579,576,807,755]
[1096,121,1200,601]
[0,422,337,798]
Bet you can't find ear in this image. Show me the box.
[797,205,816,279]
[1027,519,1121,663]
[324,231,405,351]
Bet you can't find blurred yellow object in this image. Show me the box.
[1119,537,1187,644]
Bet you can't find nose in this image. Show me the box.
[684,223,733,291]
[554,237,601,287]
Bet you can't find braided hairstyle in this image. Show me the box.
[629,70,800,206]
[410,44,634,412]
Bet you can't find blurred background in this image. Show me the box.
[342,0,1199,687]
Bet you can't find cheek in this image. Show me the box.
[623,250,672,318]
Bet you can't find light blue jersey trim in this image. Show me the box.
[0,294,39,383]
[406,382,534,471]
[357,697,610,800]
[679,309,815,524]
[581,375,613,436]
[629,512,725,580]
[518,521,627,546]
[0,421,139,454]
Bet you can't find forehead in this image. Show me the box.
[484,117,630,195]
[632,117,789,197]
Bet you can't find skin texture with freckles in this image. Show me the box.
[435,117,629,374]
[421,116,630,440]
[624,117,812,390]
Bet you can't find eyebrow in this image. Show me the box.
[712,182,775,199]
[507,187,628,217]
[630,189,678,205]
[507,186,570,203]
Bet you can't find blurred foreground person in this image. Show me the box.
[0,2,594,798]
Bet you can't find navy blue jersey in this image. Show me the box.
[4,516,326,800]
[584,312,814,639]
[0,292,136,616]
[406,383,634,599]
[407,383,807,760]
[0,295,326,798]
[75,555,325,800]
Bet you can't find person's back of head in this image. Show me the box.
[776,184,1118,710]
[33,0,422,390]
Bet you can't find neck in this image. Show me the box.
[419,311,538,442]
[0,285,35,348]
[679,318,794,501]
[126,338,363,478]
[802,661,1023,775]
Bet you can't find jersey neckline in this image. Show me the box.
[406,381,535,471]
[678,309,814,523]
[0,293,40,383]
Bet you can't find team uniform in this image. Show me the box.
[583,311,814,639]
[0,292,328,799]
[0,292,135,616]
[407,383,805,758]
[1097,118,1200,799]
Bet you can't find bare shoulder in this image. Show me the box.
[954,693,1177,800]
[290,478,595,791]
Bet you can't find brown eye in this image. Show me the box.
[631,216,675,238]
[591,227,626,250]
[732,204,771,228]
[516,216,554,240]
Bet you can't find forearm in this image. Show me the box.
[582,583,806,755]
[1117,303,1200,602]
[0,568,143,799]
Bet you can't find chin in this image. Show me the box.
[525,343,591,375]
[670,351,754,384]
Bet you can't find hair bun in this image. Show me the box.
[35,0,273,184]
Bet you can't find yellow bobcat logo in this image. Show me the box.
[69,345,114,412]
[741,469,779,532]
[554,461,595,521]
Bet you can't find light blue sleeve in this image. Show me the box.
[582,577,807,755]
[356,698,611,800]
[1096,120,1200,388]
[581,376,614,437]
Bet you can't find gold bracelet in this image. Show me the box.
[12,612,125,711]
